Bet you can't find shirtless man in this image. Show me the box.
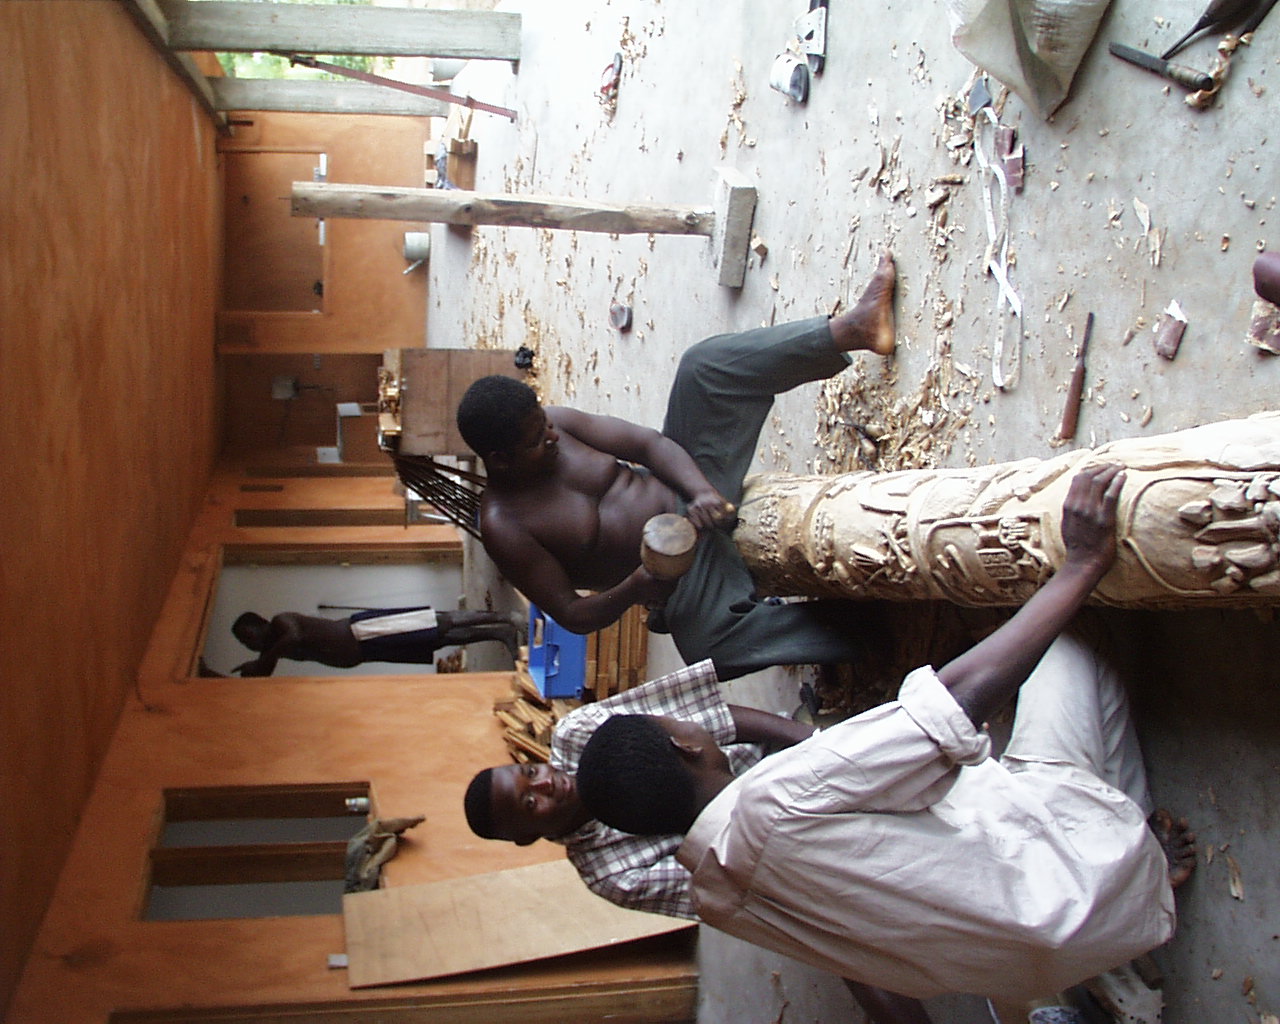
[455,254,897,679]
[230,607,523,676]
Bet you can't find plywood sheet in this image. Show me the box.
[342,858,692,987]
[397,349,523,456]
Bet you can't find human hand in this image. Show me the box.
[1060,463,1126,574]
[634,566,679,609]
[232,660,260,677]
[685,488,735,531]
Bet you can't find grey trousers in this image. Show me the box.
[652,317,880,680]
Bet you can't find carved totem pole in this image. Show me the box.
[735,411,1280,609]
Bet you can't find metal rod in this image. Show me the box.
[279,53,517,121]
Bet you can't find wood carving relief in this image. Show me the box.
[735,411,1280,608]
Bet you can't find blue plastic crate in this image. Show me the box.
[527,604,587,699]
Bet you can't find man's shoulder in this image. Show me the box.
[478,488,533,534]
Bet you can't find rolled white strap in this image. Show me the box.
[349,608,438,640]
[973,106,1023,390]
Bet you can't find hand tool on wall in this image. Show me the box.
[1161,0,1264,58]
[1108,42,1215,90]
[1056,312,1094,442]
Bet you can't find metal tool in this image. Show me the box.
[1161,0,1263,58]
[1108,43,1215,91]
[1057,312,1094,442]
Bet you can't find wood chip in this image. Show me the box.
[1226,853,1245,900]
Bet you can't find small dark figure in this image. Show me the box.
[231,606,523,676]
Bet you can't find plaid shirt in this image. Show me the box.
[550,660,763,919]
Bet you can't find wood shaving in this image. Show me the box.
[1226,853,1245,900]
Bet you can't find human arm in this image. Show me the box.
[551,406,733,529]
[728,704,816,753]
[481,508,674,633]
[571,841,698,919]
[938,463,1125,727]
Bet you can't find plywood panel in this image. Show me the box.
[0,4,221,1009]
[398,349,523,456]
[223,150,325,312]
[343,859,692,987]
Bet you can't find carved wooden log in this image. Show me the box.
[735,411,1280,609]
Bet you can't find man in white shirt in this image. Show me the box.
[576,464,1197,1020]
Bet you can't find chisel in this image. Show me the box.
[1108,42,1215,91]
[1057,312,1094,442]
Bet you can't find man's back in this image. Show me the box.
[268,612,363,668]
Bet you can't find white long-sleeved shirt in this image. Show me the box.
[679,665,1174,1002]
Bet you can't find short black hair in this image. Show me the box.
[231,611,269,649]
[576,715,699,836]
[456,375,540,457]
[463,768,499,839]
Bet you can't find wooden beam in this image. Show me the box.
[234,508,407,528]
[159,0,522,61]
[164,782,370,821]
[150,841,348,886]
[221,546,461,567]
[242,463,395,478]
[292,182,715,237]
[119,0,229,134]
[213,79,448,118]
[107,970,698,1023]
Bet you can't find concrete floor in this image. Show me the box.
[436,0,1280,1019]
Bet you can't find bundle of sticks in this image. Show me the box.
[493,606,650,762]
[493,665,578,763]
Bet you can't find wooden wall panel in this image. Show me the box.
[221,353,382,455]
[216,111,431,356]
[0,4,221,1013]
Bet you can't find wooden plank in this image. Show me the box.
[234,508,406,528]
[343,859,691,987]
[213,78,448,118]
[625,607,649,690]
[108,974,698,1023]
[597,622,619,698]
[504,730,551,762]
[160,0,522,60]
[584,630,599,698]
[293,183,715,238]
[119,0,228,132]
[220,546,459,567]
[150,841,347,886]
[164,782,369,821]
[397,349,523,457]
[242,463,396,478]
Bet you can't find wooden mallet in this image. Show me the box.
[640,505,737,580]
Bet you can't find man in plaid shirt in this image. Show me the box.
[463,660,815,918]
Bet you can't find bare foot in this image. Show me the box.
[830,251,897,355]
[1150,809,1197,889]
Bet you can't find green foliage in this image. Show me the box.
[212,0,395,80]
